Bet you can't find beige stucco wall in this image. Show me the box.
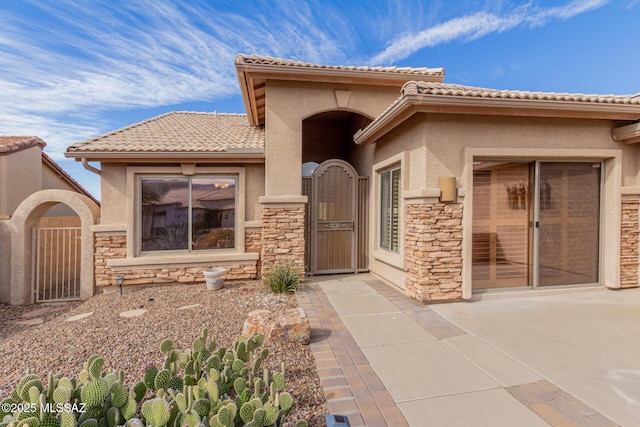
[0,146,42,217]
[245,164,265,222]
[0,219,11,303]
[264,80,403,196]
[368,112,635,292]
[100,163,128,225]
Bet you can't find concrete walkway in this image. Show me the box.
[298,274,629,426]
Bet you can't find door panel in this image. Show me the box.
[312,160,357,274]
[472,161,601,290]
[472,163,532,289]
[538,162,600,286]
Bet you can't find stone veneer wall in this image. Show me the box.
[405,203,463,302]
[94,231,258,287]
[260,206,305,278]
[95,232,126,287]
[245,228,263,276]
[621,200,639,288]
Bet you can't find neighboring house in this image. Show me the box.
[65,54,640,303]
[0,136,100,304]
[0,136,97,218]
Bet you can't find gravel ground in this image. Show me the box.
[0,281,328,425]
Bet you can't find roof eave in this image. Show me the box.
[355,95,640,145]
[65,150,265,163]
[235,61,445,126]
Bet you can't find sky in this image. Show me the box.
[1,0,639,199]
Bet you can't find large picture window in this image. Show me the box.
[140,176,236,253]
[380,167,401,252]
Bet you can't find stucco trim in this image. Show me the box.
[371,152,409,272]
[461,148,622,299]
[108,251,259,270]
[356,94,640,145]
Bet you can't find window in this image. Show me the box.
[140,176,236,253]
[380,167,401,252]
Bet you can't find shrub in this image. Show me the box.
[263,262,301,294]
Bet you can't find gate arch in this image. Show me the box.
[10,189,100,304]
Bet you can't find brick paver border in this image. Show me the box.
[297,283,409,427]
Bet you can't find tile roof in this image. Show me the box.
[235,54,445,78]
[355,81,640,145]
[0,136,46,154]
[67,112,264,154]
[401,81,640,105]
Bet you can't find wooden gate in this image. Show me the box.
[303,160,368,275]
[32,226,82,302]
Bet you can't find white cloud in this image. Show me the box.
[0,0,353,158]
[370,0,609,64]
[0,0,613,165]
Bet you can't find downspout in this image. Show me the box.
[81,157,101,175]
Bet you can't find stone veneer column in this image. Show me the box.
[260,200,306,279]
[94,231,127,287]
[621,200,640,288]
[405,203,463,302]
[245,226,263,275]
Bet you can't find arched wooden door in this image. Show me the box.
[311,160,358,274]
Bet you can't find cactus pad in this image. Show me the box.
[121,398,137,421]
[159,339,173,355]
[87,357,104,380]
[192,400,210,419]
[279,392,293,412]
[142,366,158,391]
[141,399,170,427]
[153,369,170,391]
[132,382,146,402]
[78,418,97,427]
[52,388,71,405]
[81,379,108,409]
[109,383,128,408]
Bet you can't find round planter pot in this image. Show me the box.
[203,267,227,291]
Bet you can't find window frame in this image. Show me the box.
[379,166,401,253]
[138,174,239,254]
[127,165,246,258]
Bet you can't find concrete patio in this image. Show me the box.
[298,274,639,426]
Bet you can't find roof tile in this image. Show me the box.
[67,112,264,154]
[0,136,46,154]
[235,53,445,77]
[401,81,640,105]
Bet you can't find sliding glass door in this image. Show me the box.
[537,162,600,286]
[472,161,601,290]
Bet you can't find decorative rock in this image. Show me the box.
[119,309,147,318]
[243,308,310,345]
[177,304,202,310]
[21,307,53,318]
[15,318,44,326]
[66,312,94,322]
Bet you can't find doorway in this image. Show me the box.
[472,161,601,290]
[302,159,369,275]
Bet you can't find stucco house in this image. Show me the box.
[64,54,640,303]
[0,136,100,304]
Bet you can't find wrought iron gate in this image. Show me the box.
[303,160,369,275]
[32,227,82,302]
